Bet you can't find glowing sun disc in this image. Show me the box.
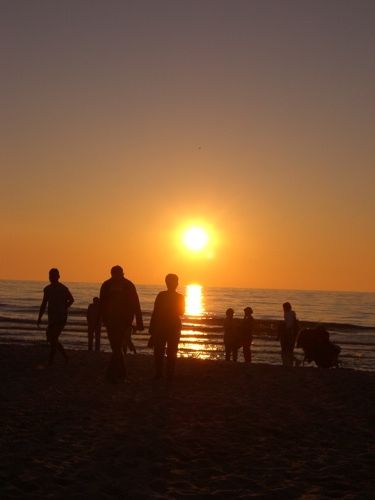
[183,226,209,251]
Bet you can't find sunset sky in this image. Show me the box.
[1,1,374,291]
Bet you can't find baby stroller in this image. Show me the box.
[296,325,341,368]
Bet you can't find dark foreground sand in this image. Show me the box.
[0,345,374,499]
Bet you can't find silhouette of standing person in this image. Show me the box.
[241,306,254,363]
[149,274,185,382]
[37,268,74,365]
[279,301,299,367]
[223,308,239,361]
[87,297,102,351]
[100,265,144,383]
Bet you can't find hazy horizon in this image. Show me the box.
[1,276,374,295]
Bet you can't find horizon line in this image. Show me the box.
[0,277,374,295]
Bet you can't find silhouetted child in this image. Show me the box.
[241,306,254,363]
[149,274,185,381]
[87,297,102,351]
[37,268,74,365]
[223,308,239,362]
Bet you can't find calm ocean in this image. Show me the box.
[1,280,374,371]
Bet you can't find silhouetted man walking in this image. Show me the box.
[100,265,143,382]
[37,268,74,365]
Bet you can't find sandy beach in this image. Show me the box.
[1,344,374,499]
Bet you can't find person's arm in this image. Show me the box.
[37,293,47,327]
[179,294,185,317]
[149,293,161,336]
[66,289,74,309]
[133,287,144,331]
[148,294,160,347]
[99,282,108,326]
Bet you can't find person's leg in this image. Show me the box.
[232,347,238,362]
[47,324,66,364]
[46,326,57,365]
[225,343,231,361]
[291,334,299,366]
[153,337,166,380]
[114,326,129,380]
[282,352,290,366]
[280,334,288,366]
[106,326,123,382]
[122,327,135,355]
[55,323,68,362]
[88,326,94,351]
[127,339,136,354]
[243,340,251,363]
[56,339,68,362]
[285,334,294,367]
[94,326,101,352]
[120,326,133,376]
[166,334,180,381]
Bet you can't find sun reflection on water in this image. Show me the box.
[185,284,204,316]
[181,284,208,359]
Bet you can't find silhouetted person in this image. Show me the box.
[87,297,102,351]
[278,301,299,367]
[149,274,185,381]
[223,308,239,362]
[100,265,143,383]
[241,306,254,363]
[37,268,74,365]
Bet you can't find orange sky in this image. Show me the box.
[1,1,375,291]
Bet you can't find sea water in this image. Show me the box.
[0,280,374,371]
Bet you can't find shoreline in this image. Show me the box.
[1,317,375,373]
[1,344,375,498]
[2,315,374,332]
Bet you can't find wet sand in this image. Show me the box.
[1,344,374,498]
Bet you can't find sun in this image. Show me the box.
[182,226,209,252]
